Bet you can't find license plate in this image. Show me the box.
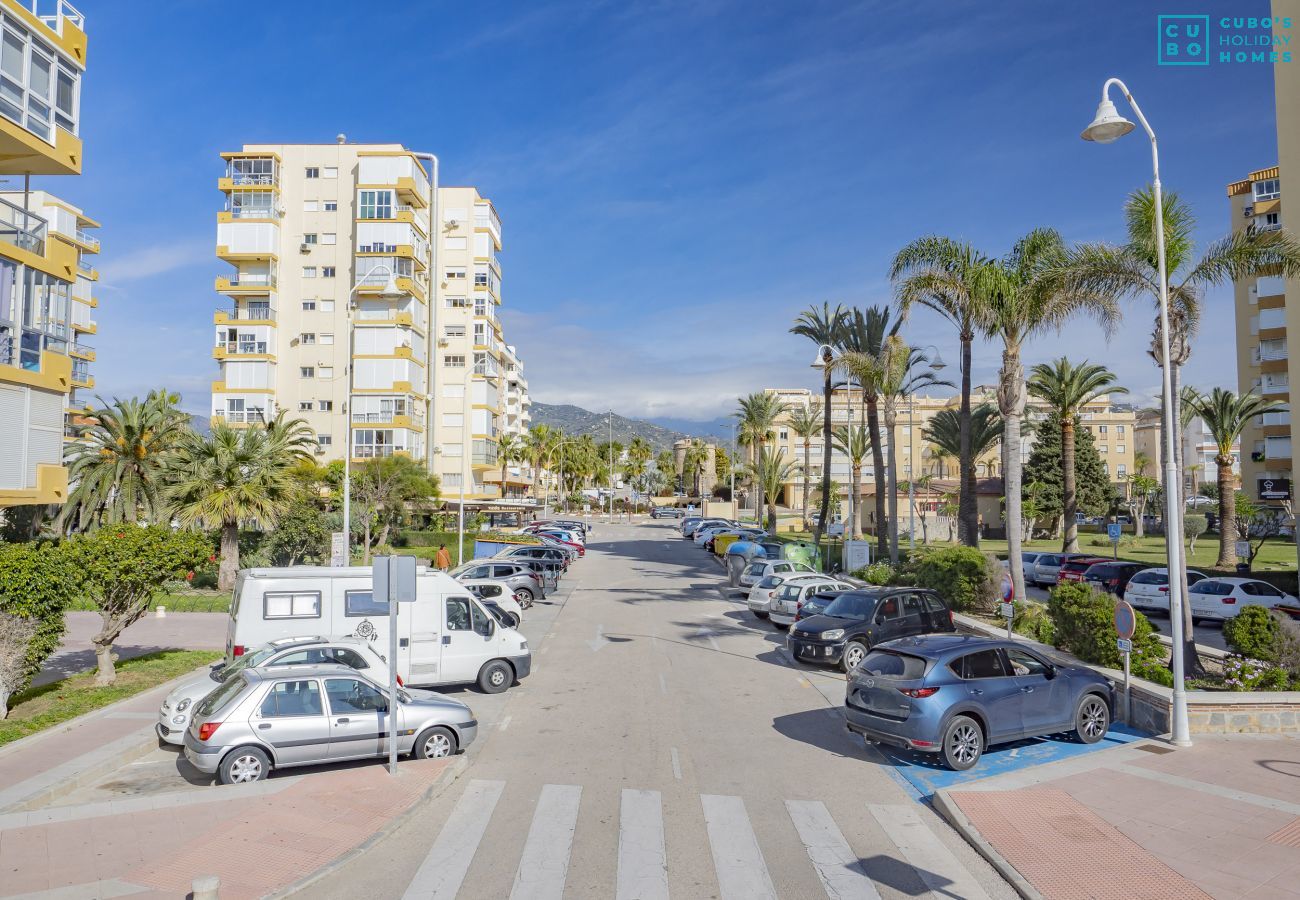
[798,645,817,658]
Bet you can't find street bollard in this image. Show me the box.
[155,605,166,618]
[191,874,220,899]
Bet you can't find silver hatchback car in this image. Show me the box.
[184,663,477,784]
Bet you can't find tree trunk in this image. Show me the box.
[850,464,862,539]
[363,519,373,565]
[885,404,900,566]
[957,333,979,548]
[755,440,766,533]
[1216,457,1236,568]
[1062,417,1079,552]
[999,344,1027,604]
[218,521,239,592]
[801,439,812,526]
[815,370,833,550]
[867,393,887,561]
[1135,497,1146,538]
[91,612,126,686]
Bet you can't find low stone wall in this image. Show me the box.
[953,614,1300,735]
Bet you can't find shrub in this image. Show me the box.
[1047,581,1165,674]
[851,562,895,586]
[0,541,81,717]
[1223,606,1279,662]
[911,547,999,613]
[1012,601,1056,645]
[1222,655,1290,692]
[1272,612,1300,680]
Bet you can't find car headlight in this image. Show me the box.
[822,629,845,641]
[172,715,187,725]
[175,698,192,712]
[520,641,529,651]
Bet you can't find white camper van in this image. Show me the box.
[226,566,531,694]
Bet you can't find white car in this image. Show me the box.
[1123,567,1209,615]
[156,635,389,746]
[739,559,817,590]
[459,579,525,624]
[769,578,857,628]
[1188,578,1300,624]
[747,570,824,618]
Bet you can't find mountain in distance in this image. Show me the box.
[529,402,714,452]
[643,415,734,443]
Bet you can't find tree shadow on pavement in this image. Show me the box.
[855,855,960,899]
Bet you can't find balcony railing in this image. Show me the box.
[218,341,269,355]
[227,205,280,220]
[228,173,278,187]
[473,440,499,466]
[225,274,278,289]
[0,196,47,256]
[351,410,423,425]
[353,445,399,459]
[71,362,90,381]
[74,229,99,251]
[76,257,94,275]
[217,408,269,424]
[220,306,276,321]
[70,340,93,355]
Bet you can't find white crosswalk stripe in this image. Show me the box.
[402,781,986,900]
[510,784,582,900]
[403,779,505,900]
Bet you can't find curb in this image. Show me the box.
[931,789,1044,900]
[270,754,470,898]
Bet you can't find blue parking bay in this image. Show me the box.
[874,723,1150,800]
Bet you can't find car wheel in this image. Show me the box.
[477,660,514,694]
[514,587,535,609]
[414,726,457,759]
[841,640,868,673]
[941,716,984,771]
[753,611,769,620]
[773,621,790,631]
[219,746,271,785]
[1074,694,1109,744]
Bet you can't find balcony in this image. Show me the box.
[0,196,47,256]
[76,256,96,277]
[215,306,276,324]
[221,205,281,222]
[216,273,277,294]
[213,408,270,426]
[72,317,96,333]
[214,340,272,359]
[472,439,499,467]
[474,205,502,247]
[69,340,93,360]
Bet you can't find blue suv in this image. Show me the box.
[844,635,1114,770]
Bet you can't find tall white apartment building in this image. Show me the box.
[210,142,531,503]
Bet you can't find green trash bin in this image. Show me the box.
[782,541,820,571]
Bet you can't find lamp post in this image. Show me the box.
[1082,77,1190,747]
[907,346,947,550]
[342,265,404,564]
[811,344,839,564]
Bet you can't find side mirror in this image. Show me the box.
[210,661,227,672]
[1043,664,1057,680]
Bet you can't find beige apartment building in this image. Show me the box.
[210,143,530,503]
[0,1,88,509]
[1133,407,1239,495]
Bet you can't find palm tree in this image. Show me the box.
[786,401,823,523]
[682,439,709,497]
[654,449,678,496]
[977,228,1121,602]
[837,306,899,560]
[1027,358,1127,552]
[168,412,315,589]
[496,432,524,500]
[60,391,189,532]
[791,302,847,546]
[1185,388,1284,567]
[892,237,994,548]
[923,405,1003,479]
[525,424,556,499]
[832,425,871,539]
[741,448,800,531]
[735,392,789,530]
[623,436,652,509]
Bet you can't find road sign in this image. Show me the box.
[1001,574,1014,602]
[999,602,1015,618]
[1113,599,1136,640]
[1107,523,1122,542]
[330,531,347,567]
[1236,540,1251,560]
[1116,638,1133,653]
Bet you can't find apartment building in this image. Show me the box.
[0,0,87,509]
[1229,166,1291,506]
[1133,407,1239,495]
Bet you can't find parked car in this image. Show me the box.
[1030,552,1093,587]
[651,506,684,519]
[1188,578,1300,624]
[769,578,858,629]
[449,560,544,605]
[844,636,1114,770]
[680,516,704,535]
[184,664,478,784]
[1123,567,1209,614]
[538,533,584,557]
[684,518,731,538]
[740,558,816,590]
[787,587,956,672]
[747,571,826,619]
[1081,561,1148,597]
[794,587,854,623]
[459,579,526,622]
[1057,556,1111,584]
[507,557,562,590]
[496,545,569,571]
[157,636,389,746]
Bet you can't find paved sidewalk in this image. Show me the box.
[36,611,227,686]
[937,735,1300,899]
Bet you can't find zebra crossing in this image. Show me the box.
[401,780,991,900]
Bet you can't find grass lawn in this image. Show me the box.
[65,589,231,614]
[0,649,223,747]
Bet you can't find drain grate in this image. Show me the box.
[1134,744,1176,755]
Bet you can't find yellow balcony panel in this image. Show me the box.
[76,263,97,281]
[0,119,81,177]
[217,176,278,193]
[211,381,275,394]
[0,232,76,281]
[1259,327,1287,342]
[73,293,96,307]
[0,462,69,509]
[396,177,427,208]
[212,346,276,362]
[213,309,277,327]
[1263,424,1291,438]
[217,245,277,264]
[216,210,280,225]
[215,275,277,295]
[1260,358,1289,375]
[1254,197,1281,216]
[1,349,71,392]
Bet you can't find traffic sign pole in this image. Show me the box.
[1000,574,1015,638]
[1114,600,1136,726]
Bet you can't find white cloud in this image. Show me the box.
[98,238,210,284]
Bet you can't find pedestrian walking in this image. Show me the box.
[434,544,452,571]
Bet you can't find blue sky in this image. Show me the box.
[33,0,1282,421]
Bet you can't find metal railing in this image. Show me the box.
[227,172,278,187]
[351,411,422,424]
[217,408,268,424]
[221,307,275,321]
[76,257,94,274]
[225,274,277,289]
[0,196,47,256]
[33,1,85,31]
[227,205,280,220]
[70,340,93,355]
[218,341,269,355]
[353,445,399,459]
[75,229,99,250]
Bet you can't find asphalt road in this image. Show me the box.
[306,520,1015,900]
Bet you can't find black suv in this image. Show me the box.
[787,587,956,672]
[1082,561,1148,596]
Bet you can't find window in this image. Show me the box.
[303,200,319,212]
[779,429,789,441]
[321,233,337,245]
[444,354,466,367]
[317,434,333,447]
[474,583,504,599]
[446,296,469,308]
[1255,178,1281,201]
[300,367,315,378]
[298,401,313,412]
[444,325,466,338]
[445,267,466,280]
[474,270,489,287]
[901,594,926,618]
[318,400,333,411]
[320,300,335,312]
[1098,445,1108,453]
[1098,425,1108,434]
[259,680,324,718]
[1117,444,1125,454]
[320,333,334,345]
[344,590,389,617]
[324,200,338,212]
[271,647,367,669]
[325,678,387,713]
[323,166,338,178]
[0,26,79,143]
[446,597,473,630]
[319,366,334,378]
[1190,580,1233,596]
[951,650,1008,679]
[303,233,318,245]
[305,167,320,179]
[264,591,321,619]
[1117,464,1127,477]
[302,300,317,311]
[303,266,317,278]
[1117,425,1125,435]
[1005,648,1050,677]
[358,190,393,219]
[300,332,316,344]
[322,266,336,278]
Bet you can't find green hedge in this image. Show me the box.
[909,546,1000,613]
[1047,582,1171,686]
[1223,606,1279,662]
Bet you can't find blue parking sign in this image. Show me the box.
[1107,523,1122,542]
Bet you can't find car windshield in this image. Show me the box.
[803,595,835,614]
[196,674,247,718]
[859,650,927,679]
[757,575,782,588]
[822,593,874,620]
[1191,581,1234,595]
[216,645,279,682]
[1129,570,1165,585]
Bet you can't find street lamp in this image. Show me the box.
[811,344,839,554]
[1082,76,1190,747]
[341,265,404,564]
[907,346,947,550]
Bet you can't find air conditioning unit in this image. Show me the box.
[1244,205,1255,217]
[437,338,449,347]
[315,447,326,456]
[300,242,312,253]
